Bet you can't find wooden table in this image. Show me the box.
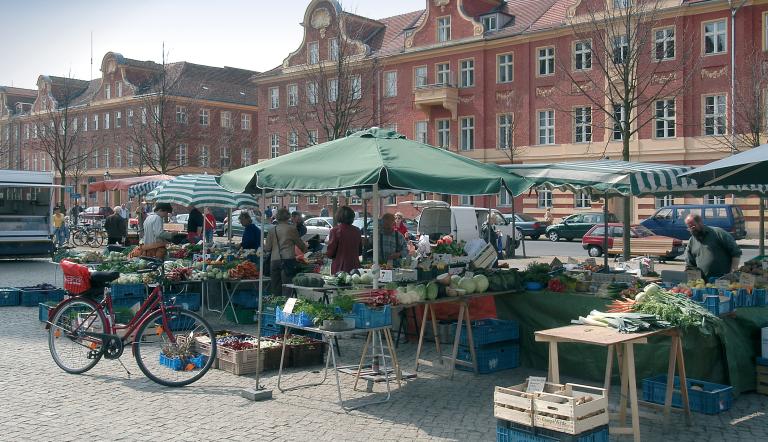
[535,325,692,442]
[413,290,516,379]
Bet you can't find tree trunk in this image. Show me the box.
[622,138,631,261]
[58,171,66,210]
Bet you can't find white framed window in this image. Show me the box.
[537,110,555,145]
[705,195,726,205]
[497,53,513,83]
[104,112,110,129]
[241,114,251,130]
[308,195,318,205]
[612,104,626,141]
[436,63,451,86]
[308,41,319,64]
[460,117,474,151]
[221,111,232,128]
[328,78,338,102]
[538,47,555,76]
[654,27,675,60]
[127,109,134,127]
[220,145,230,168]
[103,147,111,169]
[437,16,451,42]
[329,38,339,61]
[538,190,553,208]
[141,107,147,125]
[176,106,187,124]
[273,196,281,205]
[574,107,592,143]
[71,118,77,133]
[32,154,38,171]
[93,114,99,131]
[177,144,188,166]
[308,129,318,146]
[153,105,160,122]
[307,82,318,104]
[613,35,629,64]
[287,84,298,106]
[269,87,279,109]
[82,116,87,133]
[24,124,30,139]
[415,66,428,88]
[115,111,121,128]
[105,84,111,100]
[41,155,46,171]
[614,0,631,8]
[241,148,252,166]
[498,189,513,207]
[288,131,299,152]
[384,71,398,97]
[483,15,497,32]
[351,75,361,99]
[655,99,675,138]
[270,134,280,158]
[656,195,674,208]
[116,81,122,97]
[704,20,727,55]
[415,121,428,144]
[436,119,450,149]
[574,41,592,70]
[459,59,474,87]
[199,145,210,167]
[199,109,209,126]
[350,196,362,205]
[126,147,134,168]
[498,114,513,149]
[704,95,727,136]
[575,191,591,209]
[290,195,299,205]
[459,195,474,206]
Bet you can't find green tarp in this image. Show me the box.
[494,291,768,395]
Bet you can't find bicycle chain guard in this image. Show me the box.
[102,335,125,360]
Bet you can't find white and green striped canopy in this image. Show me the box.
[505,160,768,196]
[147,174,258,209]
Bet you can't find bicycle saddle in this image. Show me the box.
[90,271,120,285]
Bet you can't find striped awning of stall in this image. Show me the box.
[128,180,169,198]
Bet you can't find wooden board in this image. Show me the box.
[534,325,673,346]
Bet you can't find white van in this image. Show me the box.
[411,201,522,255]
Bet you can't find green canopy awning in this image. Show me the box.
[218,128,531,197]
[680,144,768,187]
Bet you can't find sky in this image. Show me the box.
[0,0,422,89]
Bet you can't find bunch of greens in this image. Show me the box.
[432,240,465,256]
[523,262,551,285]
[332,294,356,313]
[633,289,721,334]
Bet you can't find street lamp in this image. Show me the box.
[103,170,112,206]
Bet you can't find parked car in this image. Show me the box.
[546,212,618,242]
[222,209,275,238]
[304,216,334,241]
[80,206,113,220]
[503,213,550,240]
[640,204,747,241]
[581,224,685,260]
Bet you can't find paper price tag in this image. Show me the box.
[739,273,757,287]
[283,297,298,314]
[526,376,547,393]
[715,279,730,290]
[585,258,597,267]
[686,269,702,282]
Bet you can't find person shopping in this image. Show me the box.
[326,206,361,273]
[187,205,204,243]
[393,212,409,238]
[378,213,408,267]
[140,203,174,259]
[264,208,307,296]
[52,206,66,248]
[104,206,128,245]
[203,207,217,244]
[239,211,262,250]
[684,214,742,280]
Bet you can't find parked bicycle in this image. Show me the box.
[71,224,107,248]
[46,257,217,387]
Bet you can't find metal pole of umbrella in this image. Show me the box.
[760,197,765,257]
[227,208,233,243]
[372,184,380,289]
[241,188,272,401]
[603,192,609,273]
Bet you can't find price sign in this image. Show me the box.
[763,260,768,271]
[585,258,597,267]
[283,297,298,314]
[715,279,730,290]
[526,376,547,393]
[739,273,757,287]
[686,269,702,282]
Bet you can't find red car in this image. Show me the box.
[581,223,685,260]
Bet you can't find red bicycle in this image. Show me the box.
[46,257,217,387]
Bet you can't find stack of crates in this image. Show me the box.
[757,357,768,396]
[451,318,519,374]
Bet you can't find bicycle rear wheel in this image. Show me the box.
[133,308,217,387]
[72,229,88,247]
[48,298,106,374]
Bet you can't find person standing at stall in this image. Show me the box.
[141,203,174,259]
[52,206,66,248]
[379,213,408,266]
[326,206,361,273]
[187,205,204,243]
[203,207,216,244]
[393,212,409,238]
[292,211,307,237]
[265,208,307,296]
[685,214,742,280]
[239,211,262,250]
[104,206,127,245]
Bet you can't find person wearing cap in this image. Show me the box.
[105,206,128,245]
[142,203,174,245]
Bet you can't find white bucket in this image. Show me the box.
[762,327,768,359]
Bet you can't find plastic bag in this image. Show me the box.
[416,234,431,258]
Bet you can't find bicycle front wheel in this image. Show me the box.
[133,308,217,387]
[72,229,88,247]
[48,298,106,374]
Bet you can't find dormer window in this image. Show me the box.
[482,15,498,32]
[308,41,319,64]
[105,84,111,100]
[437,17,451,42]
[329,38,339,61]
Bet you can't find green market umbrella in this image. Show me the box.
[147,174,258,209]
[679,144,768,187]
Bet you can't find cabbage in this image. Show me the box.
[350,274,362,285]
[643,283,662,296]
[459,277,476,294]
[413,284,427,301]
[450,275,461,288]
[436,273,452,286]
[425,282,439,300]
[472,274,489,293]
[360,273,373,284]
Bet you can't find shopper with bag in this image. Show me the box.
[264,208,307,296]
[326,206,361,273]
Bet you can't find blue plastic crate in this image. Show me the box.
[110,283,145,299]
[167,292,201,311]
[699,293,733,316]
[232,290,259,308]
[259,311,285,337]
[757,357,768,366]
[38,303,54,322]
[497,421,609,442]
[457,341,519,374]
[19,287,65,306]
[159,353,207,371]
[752,288,766,306]
[351,303,392,329]
[690,288,706,302]
[450,318,519,347]
[0,288,21,306]
[641,375,733,414]
[275,306,314,327]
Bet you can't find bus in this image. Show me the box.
[0,170,56,258]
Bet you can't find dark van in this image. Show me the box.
[640,204,746,241]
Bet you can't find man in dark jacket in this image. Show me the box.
[685,214,742,280]
[104,206,127,245]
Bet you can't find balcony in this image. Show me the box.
[413,83,459,120]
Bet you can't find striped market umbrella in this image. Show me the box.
[128,180,170,198]
[147,174,258,209]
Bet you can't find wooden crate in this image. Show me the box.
[757,364,768,395]
[494,381,608,435]
[218,357,264,375]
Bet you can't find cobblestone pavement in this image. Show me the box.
[1,261,768,441]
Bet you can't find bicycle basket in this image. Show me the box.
[61,259,92,294]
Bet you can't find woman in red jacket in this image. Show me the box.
[326,206,361,273]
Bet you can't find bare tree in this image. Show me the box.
[0,123,12,169]
[554,0,697,259]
